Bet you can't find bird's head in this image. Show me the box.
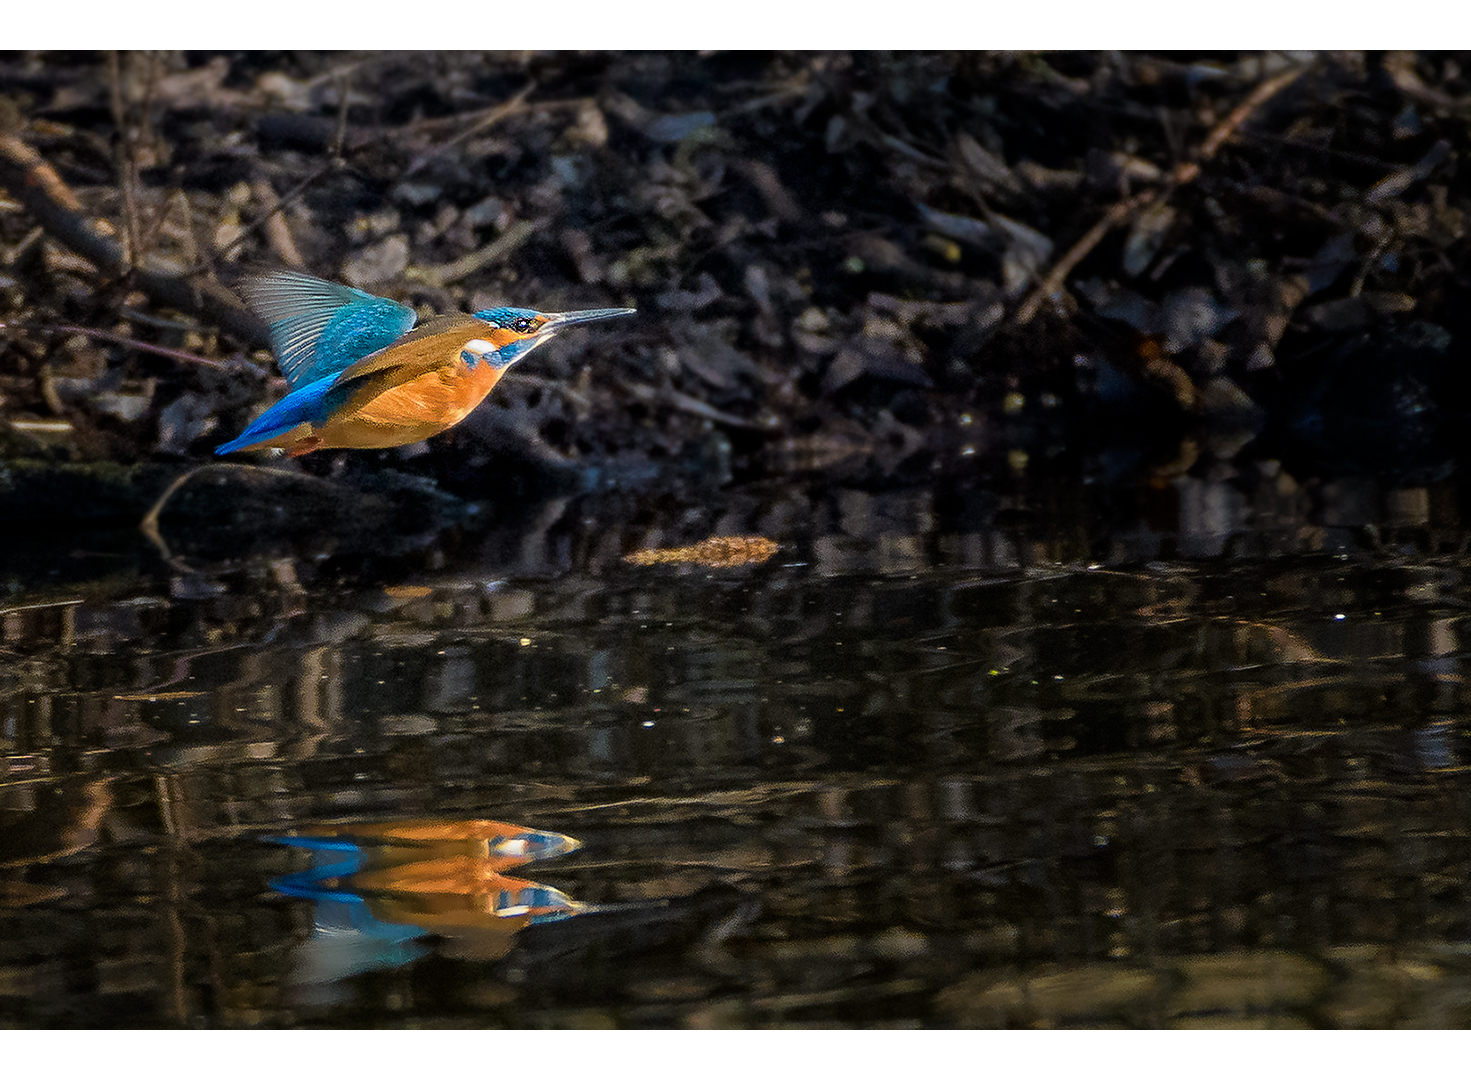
[464,305,635,368]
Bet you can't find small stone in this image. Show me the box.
[92,392,152,423]
[643,111,716,143]
[343,234,409,287]
[392,181,441,207]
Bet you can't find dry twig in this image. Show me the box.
[409,217,538,287]
[250,178,307,269]
[0,133,263,344]
[404,81,538,177]
[138,462,266,562]
[0,320,228,370]
[106,51,143,269]
[209,163,337,267]
[1014,65,1307,326]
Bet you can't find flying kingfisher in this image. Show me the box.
[216,271,634,457]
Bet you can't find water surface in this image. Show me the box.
[4,472,1471,1027]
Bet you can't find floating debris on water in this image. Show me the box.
[624,535,779,568]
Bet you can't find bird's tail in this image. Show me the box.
[215,373,340,454]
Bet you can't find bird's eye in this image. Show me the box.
[511,317,535,333]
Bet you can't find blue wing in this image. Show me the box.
[214,370,346,455]
[240,271,418,390]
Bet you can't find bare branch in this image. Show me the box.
[0,132,264,345]
[0,320,229,370]
[1014,65,1307,326]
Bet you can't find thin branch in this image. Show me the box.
[1014,65,1307,326]
[106,50,142,270]
[1014,193,1155,325]
[208,162,336,266]
[1382,52,1471,120]
[0,132,263,345]
[205,85,582,268]
[139,463,263,563]
[250,178,307,269]
[408,217,538,287]
[1192,65,1311,168]
[0,598,84,618]
[331,69,352,161]
[0,319,229,369]
[404,81,538,177]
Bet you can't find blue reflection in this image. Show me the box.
[263,820,590,986]
[266,837,431,985]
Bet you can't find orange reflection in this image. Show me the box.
[278,818,581,870]
[357,867,582,963]
[268,816,589,981]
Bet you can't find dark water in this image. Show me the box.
[6,470,1471,1027]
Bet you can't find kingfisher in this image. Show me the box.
[216,271,634,457]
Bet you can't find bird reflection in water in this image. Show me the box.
[266,818,588,992]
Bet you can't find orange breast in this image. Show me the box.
[351,363,501,431]
[309,323,508,450]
